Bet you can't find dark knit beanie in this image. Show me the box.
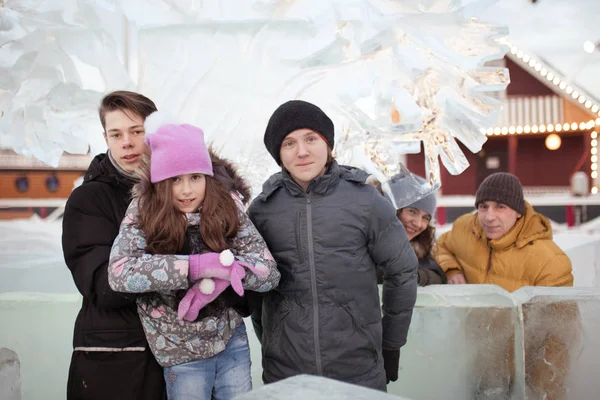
[475,172,525,215]
[263,100,335,165]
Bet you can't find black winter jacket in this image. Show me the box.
[417,256,447,285]
[62,154,165,400]
[377,255,447,286]
[248,162,418,391]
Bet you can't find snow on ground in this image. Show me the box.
[1,209,599,293]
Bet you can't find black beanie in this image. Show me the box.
[263,100,335,165]
[475,172,526,215]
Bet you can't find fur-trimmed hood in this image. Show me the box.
[210,150,252,205]
[411,240,427,260]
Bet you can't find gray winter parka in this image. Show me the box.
[248,162,418,390]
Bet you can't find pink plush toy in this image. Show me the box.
[177,277,230,322]
[178,250,270,321]
[189,250,269,295]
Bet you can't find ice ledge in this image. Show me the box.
[237,374,413,400]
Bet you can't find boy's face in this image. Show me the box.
[103,109,148,173]
[279,128,329,191]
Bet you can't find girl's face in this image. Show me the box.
[398,207,431,241]
[170,173,206,213]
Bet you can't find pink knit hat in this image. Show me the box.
[144,112,213,183]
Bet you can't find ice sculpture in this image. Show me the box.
[3,0,508,199]
[237,374,412,399]
[0,348,21,400]
[393,285,518,399]
[389,286,599,400]
[0,293,80,400]
[0,0,133,166]
[512,287,591,400]
[133,0,509,197]
[2,284,600,399]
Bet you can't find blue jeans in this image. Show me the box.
[164,323,252,400]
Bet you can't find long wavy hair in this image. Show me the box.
[133,155,239,254]
[396,209,436,261]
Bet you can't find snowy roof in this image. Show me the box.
[472,0,600,112]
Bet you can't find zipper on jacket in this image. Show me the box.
[485,245,493,281]
[306,195,322,376]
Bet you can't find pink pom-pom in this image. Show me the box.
[198,278,215,294]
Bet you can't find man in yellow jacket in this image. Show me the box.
[436,172,576,400]
[437,172,573,291]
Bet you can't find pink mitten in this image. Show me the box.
[189,250,269,296]
[177,278,230,322]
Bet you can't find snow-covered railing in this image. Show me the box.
[437,195,600,208]
[436,194,600,227]
[0,199,67,222]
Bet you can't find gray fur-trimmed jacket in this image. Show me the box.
[248,161,418,390]
[108,155,280,367]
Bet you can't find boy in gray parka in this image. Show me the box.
[248,100,418,391]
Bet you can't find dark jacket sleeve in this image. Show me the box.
[418,256,448,286]
[62,185,137,309]
[247,202,265,343]
[367,191,418,350]
[247,291,264,344]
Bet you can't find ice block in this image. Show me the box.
[389,285,518,400]
[236,374,413,399]
[0,293,80,400]
[0,348,21,400]
[513,287,599,399]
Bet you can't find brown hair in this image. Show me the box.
[397,208,436,260]
[326,149,335,168]
[133,156,239,254]
[98,91,157,131]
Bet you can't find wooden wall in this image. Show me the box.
[406,133,589,195]
[0,170,84,199]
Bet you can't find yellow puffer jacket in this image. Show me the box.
[436,202,573,292]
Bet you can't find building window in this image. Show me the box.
[46,174,60,192]
[15,176,29,193]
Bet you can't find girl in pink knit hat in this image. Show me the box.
[108,112,280,400]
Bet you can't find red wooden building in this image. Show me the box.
[0,150,90,219]
[406,48,600,197]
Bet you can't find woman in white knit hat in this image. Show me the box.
[380,173,447,286]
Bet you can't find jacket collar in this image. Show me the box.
[258,161,368,200]
[471,202,553,250]
[84,153,137,190]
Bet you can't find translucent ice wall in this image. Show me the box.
[2,215,600,398]
[3,283,600,399]
[390,285,600,399]
[237,374,413,399]
[0,293,80,400]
